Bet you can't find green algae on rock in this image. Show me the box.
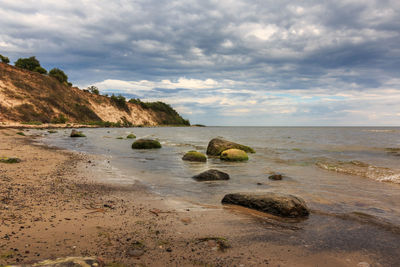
[182,151,207,162]
[206,138,255,156]
[220,148,248,161]
[0,157,21,164]
[132,139,161,149]
[126,133,136,139]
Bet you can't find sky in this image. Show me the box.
[0,0,399,126]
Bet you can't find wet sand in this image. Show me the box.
[0,128,389,266]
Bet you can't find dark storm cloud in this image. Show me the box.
[0,0,399,125]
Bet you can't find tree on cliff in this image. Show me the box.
[0,54,10,64]
[14,56,48,74]
[49,68,69,84]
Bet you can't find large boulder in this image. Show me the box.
[206,138,255,156]
[220,149,248,161]
[182,151,207,162]
[132,139,162,149]
[70,129,86,137]
[221,192,309,218]
[193,169,230,181]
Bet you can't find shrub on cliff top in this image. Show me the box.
[0,54,10,64]
[15,56,41,71]
[49,68,68,84]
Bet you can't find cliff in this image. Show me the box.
[0,63,189,126]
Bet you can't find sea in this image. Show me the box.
[35,126,400,264]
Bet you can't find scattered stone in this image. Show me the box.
[221,192,310,218]
[181,217,192,224]
[0,157,21,164]
[127,248,145,257]
[220,149,248,161]
[16,132,25,136]
[268,173,283,180]
[257,182,263,185]
[182,151,207,162]
[116,137,124,139]
[31,256,104,266]
[357,262,371,267]
[70,130,86,137]
[131,139,162,149]
[48,130,57,134]
[206,138,255,156]
[126,133,136,139]
[192,169,230,181]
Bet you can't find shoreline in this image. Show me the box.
[0,128,390,266]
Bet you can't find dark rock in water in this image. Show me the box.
[0,157,21,164]
[221,192,309,218]
[268,173,283,180]
[182,151,207,162]
[206,138,255,156]
[29,256,104,266]
[70,129,86,137]
[193,169,230,181]
[132,139,161,149]
[220,149,249,161]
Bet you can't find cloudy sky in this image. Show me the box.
[1,0,399,126]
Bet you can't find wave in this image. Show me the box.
[316,160,400,184]
[362,129,396,133]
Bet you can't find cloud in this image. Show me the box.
[0,0,399,125]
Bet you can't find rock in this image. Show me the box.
[127,248,145,257]
[31,256,104,266]
[357,262,370,267]
[268,173,283,180]
[0,157,21,164]
[182,151,207,162]
[70,129,86,137]
[48,130,57,134]
[221,192,309,218]
[131,139,162,149]
[220,149,248,161]
[116,136,124,139]
[206,138,255,156]
[126,133,136,139]
[193,169,230,181]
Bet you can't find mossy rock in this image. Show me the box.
[0,157,21,164]
[126,134,136,139]
[206,138,255,156]
[220,149,248,161]
[70,129,86,137]
[16,131,25,136]
[48,130,58,134]
[182,151,207,162]
[116,137,124,139]
[132,139,161,149]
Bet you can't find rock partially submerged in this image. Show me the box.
[132,139,162,149]
[220,149,248,161]
[182,151,207,162]
[127,133,136,139]
[30,256,104,266]
[268,173,283,180]
[193,169,230,181]
[221,192,309,218]
[0,157,21,163]
[206,138,255,156]
[70,129,86,137]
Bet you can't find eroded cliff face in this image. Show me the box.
[0,63,187,126]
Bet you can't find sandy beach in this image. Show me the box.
[0,128,382,266]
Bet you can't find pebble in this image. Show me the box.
[357,262,370,267]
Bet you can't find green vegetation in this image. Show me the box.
[86,119,133,128]
[129,98,190,125]
[70,130,86,137]
[33,66,47,74]
[88,85,100,95]
[21,121,43,125]
[126,133,136,139]
[49,68,68,84]
[0,54,10,64]
[132,139,162,149]
[110,94,129,112]
[16,131,25,136]
[51,114,68,124]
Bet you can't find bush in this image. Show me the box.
[88,86,99,95]
[110,94,129,111]
[0,54,10,64]
[49,68,68,83]
[51,114,68,124]
[33,66,47,74]
[15,56,41,71]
